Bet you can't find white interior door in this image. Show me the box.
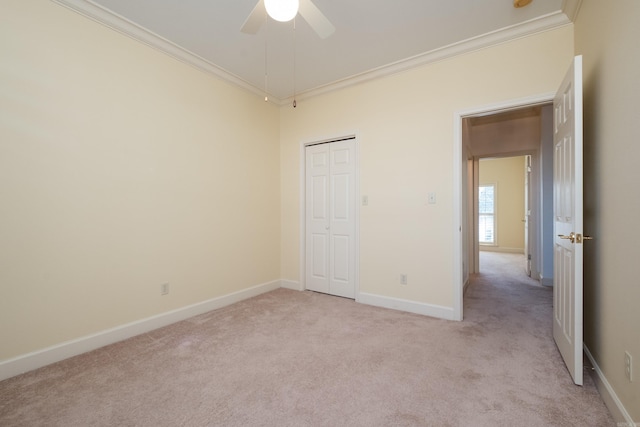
[306,144,330,294]
[305,139,356,298]
[553,55,584,386]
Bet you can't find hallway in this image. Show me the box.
[476,251,543,286]
[463,250,613,425]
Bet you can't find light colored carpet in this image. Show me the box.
[0,252,614,426]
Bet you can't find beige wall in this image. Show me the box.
[4,2,605,405]
[280,26,574,308]
[575,0,640,420]
[0,0,280,360]
[469,115,541,157]
[479,157,526,252]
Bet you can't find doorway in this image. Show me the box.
[453,95,554,320]
[477,155,530,274]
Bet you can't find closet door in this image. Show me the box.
[305,139,356,298]
[305,143,330,294]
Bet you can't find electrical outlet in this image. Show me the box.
[400,274,408,285]
[625,351,633,382]
[161,283,169,296]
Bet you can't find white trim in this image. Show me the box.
[280,279,303,291]
[562,0,583,22]
[358,292,456,321]
[50,0,274,102]
[478,182,498,246]
[299,141,307,291]
[354,140,361,300]
[291,13,573,103]
[0,280,282,381]
[479,247,525,254]
[540,277,553,287]
[51,0,576,104]
[453,109,464,321]
[453,93,555,321]
[299,132,361,300]
[584,345,636,425]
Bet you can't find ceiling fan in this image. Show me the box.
[241,0,335,39]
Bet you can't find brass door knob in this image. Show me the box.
[558,232,593,244]
[577,234,593,244]
[558,232,576,243]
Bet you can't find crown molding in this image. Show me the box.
[288,10,573,104]
[51,0,577,107]
[50,0,284,104]
[561,0,583,22]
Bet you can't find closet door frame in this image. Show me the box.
[299,133,360,300]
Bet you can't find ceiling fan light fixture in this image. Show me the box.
[264,0,299,22]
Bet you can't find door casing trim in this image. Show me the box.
[453,93,554,321]
[298,132,361,300]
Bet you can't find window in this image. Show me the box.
[479,184,496,244]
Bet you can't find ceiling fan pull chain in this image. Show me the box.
[264,14,268,102]
[293,17,297,108]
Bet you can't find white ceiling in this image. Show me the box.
[54,0,580,103]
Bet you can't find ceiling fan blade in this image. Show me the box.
[241,0,266,34]
[298,0,335,39]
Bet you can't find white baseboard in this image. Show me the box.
[584,345,635,425]
[0,280,282,381]
[357,292,455,321]
[463,278,471,295]
[280,279,303,291]
[479,247,524,254]
[540,277,553,287]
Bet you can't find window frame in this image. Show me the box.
[478,183,497,246]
